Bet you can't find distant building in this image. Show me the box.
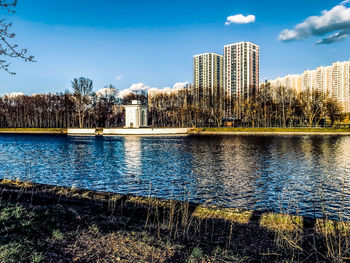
[268,60,350,113]
[223,41,260,118]
[193,53,223,109]
[191,42,260,119]
[268,74,302,94]
[124,100,148,128]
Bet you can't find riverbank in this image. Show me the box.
[200,127,350,135]
[0,179,349,262]
[1,127,350,136]
[0,128,66,134]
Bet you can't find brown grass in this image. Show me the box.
[1,179,350,262]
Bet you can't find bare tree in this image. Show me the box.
[71,77,93,128]
[324,96,343,126]
[258,81,272,127]
[0,0,35,74]
[301,89,324,127]
[275,85,293,127]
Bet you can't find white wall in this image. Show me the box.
[125,105,147,128]
[67,128,96,134]
[103,128,189,135]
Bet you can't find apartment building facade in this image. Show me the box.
[223,42,260,118]
[269,60,350,113]
[193,53,223,109]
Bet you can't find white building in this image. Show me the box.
[124,100,148,128]
[224,41,260,118]
[268,60,350,112]
[193,52,223,108]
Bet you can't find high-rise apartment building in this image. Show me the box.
[333,62,350,112]
[269,60,350,113]
[223,42,260,118]
[193,53,223,109]
[268,74,301,94]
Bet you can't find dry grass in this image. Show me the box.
[0,179,36,188]
[192,206,252,224]
[1,179,350,262]
[68,230,177,263]
[260,213,302,231]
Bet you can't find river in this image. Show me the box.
[1,134,349,220]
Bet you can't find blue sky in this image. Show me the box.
[1,0,350,95]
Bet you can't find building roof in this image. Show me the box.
[193,52,223,58]
[224,41,260,48]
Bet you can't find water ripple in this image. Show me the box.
[0,134,350,220]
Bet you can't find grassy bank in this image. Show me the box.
[0,128,66,134]
[202,127,350,133]
[0,179,350,262]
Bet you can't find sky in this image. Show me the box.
[1,0,350,96]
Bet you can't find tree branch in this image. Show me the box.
[0,0,17,13]
[0,2,35,74]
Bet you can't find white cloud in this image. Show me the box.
[119,82,151,98]
[115,75,123,81]
[279,3,350,44]
[172,81,189,90]
[96,87,117,97]
[148,87,171,95]
[148,81,190,95]
[225,14,255,25]
[341,0,350,5]
[3,92,24,98]
[128,82,151,91]
[119,81,190,98]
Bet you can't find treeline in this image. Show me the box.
[0,77,146,128]
[235,84,344,127]
[0,78,345,128]
[148,82,345,127]
[148,86,223,127]
[0,92,123,128]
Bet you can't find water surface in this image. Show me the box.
[1,134,350,220]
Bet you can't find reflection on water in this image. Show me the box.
[0,134,350,220]
[123,136,142,177]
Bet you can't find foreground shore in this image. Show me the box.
[0,179,349,262]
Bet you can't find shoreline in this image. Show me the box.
[0,128,65,134]
[1,127,350,136]
[0,179,346,222]
[1,179,349,262]
[199,131,350,135]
